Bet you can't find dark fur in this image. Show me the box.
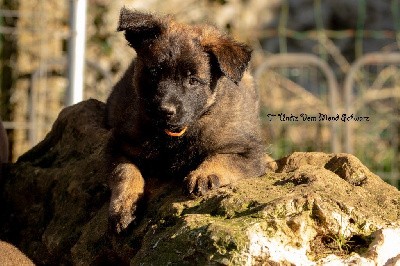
[106,8,266,232]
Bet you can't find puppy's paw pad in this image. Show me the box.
[183,173,221,196]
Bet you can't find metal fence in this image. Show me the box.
[253,0,400,187]
[256,53,400,187]
[344,53,400,187]
[255,54,340,156]
[0,1,117,159]
[6,57,113,146]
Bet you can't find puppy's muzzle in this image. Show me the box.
[160,103,177,119]
[159,103,188,137]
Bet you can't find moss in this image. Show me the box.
[131,215,251,265]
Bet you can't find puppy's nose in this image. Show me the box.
[160,104,176,118]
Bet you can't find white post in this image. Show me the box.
[67,0,87,105]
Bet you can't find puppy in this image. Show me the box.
[106,8,266,232]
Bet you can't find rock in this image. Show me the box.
[1,99,399,265]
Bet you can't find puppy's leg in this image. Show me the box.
[108,158,144,233]
[184,153,264,196]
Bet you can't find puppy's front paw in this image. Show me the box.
[183,172,221,196]
[108,160,145,233]
[108,195,139,234]
[109,209,136,234]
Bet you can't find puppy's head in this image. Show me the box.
[118,8,252,136]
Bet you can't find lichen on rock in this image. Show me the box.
[1,100,399,265]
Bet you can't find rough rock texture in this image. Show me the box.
[1,99,400,265]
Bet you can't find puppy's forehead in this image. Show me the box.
[144,26,208,70]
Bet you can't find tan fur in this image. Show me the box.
[108,158,145,232]
[184,154,254,195]
[106,8,266,232]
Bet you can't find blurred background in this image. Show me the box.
[0,0,399,187]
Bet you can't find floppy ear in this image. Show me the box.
[201,28,252,83]
[117,7,165,49]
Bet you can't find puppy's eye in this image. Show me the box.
[188,76,201,86]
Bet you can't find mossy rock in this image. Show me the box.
[1,100,399,265]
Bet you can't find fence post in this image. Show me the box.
[67,0,87,106]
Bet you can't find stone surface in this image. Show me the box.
[1,99,400,265]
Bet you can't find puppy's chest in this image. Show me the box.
[139,135,205,177]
